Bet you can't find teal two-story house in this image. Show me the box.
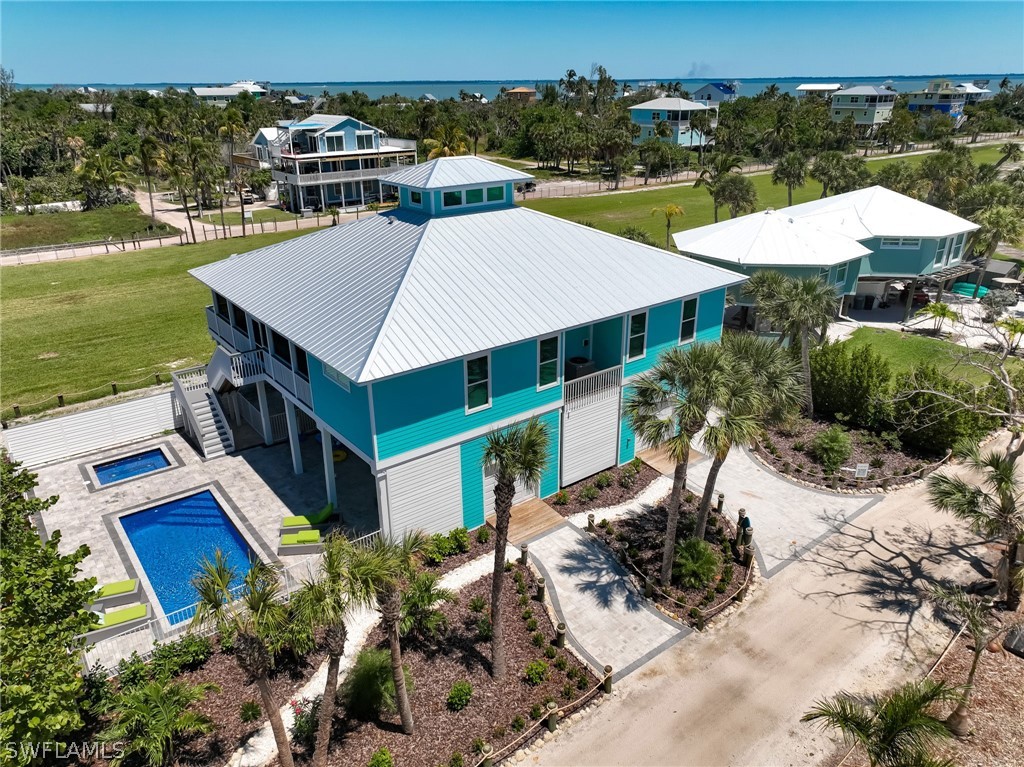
[184,157,744,540]
[674,186,980,322]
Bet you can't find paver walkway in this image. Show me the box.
[686,447,880,576]
[527,523,687,680]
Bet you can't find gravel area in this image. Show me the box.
[548,462,662,518]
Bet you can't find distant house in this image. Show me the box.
[956,81,992,106]
[284,95,308,106]
[78,103,112,115]
[505,86,537,104]
[192,80,267,107]
[829,86,897,133]
[796,83,842,99]
[232,114,418,211]
[907,80,967,127]
[628,97,716,148]
[979,258,1020,291]
[692,82,737,107]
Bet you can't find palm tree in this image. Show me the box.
[162,143,197,243]
[918,302,959,335]
[802,679,959,767]
[928,584,1011,736]
[971,204,1024,298]
[292,534,381,767]
[234,168,252,236]
[715,173,758,218]
[191,553,295,767]
[995,316,1024,352]
[76,151,134,209]
[134,135,163,228]
[995,141,1022,168]
[483,418,550,678]
[424,123,469,159]
[694,334,802,539]
[694,153,743,222]
[100,678,219,767]
[810,150,848,197]
[772,151,808,206]
[689,111,713,166]
[218,107,247,177]
[625,343,729,585]
[464,113,487,155]
[927,442,1023,610]
[651,203,685,249]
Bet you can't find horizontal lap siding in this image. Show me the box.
[308,357,374,459]
[861,238,937,277]
[385,445,463,535]
[374,339,561,461]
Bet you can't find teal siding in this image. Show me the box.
[308,357,374,458]
[592,317,623,369]
[429,182,514,217]
[619,385,636,464]
[564,326,589,362]
[459,408,561,528]
[624,300,682,378]
[860,237,938,277]
[694,288,726,345]
[374,339,562,460]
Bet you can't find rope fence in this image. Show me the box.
[2,371,179,424]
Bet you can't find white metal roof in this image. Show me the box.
[672,210,871,268]
[192,85,265,97]
[191,206,744,383]
[957,83,991,94]
[796,83,842,91]
[833,86,895,96]
[782,186,980,239]
[629,97,710,112]
[381,156,534,189]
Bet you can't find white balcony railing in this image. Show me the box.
[564,365,623,412]
[229,349,267,384]
[271,164,408,186]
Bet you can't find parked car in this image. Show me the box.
[240,188,254,205]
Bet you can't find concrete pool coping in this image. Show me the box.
[101,481,280,627]
[79,441,185,493]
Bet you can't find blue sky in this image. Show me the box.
[2,1,1022,84]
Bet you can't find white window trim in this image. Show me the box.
[818,266,831,280]
[936,237,950,265]
[951,232,966,261]
[627,311,647,362]
[442,189,464,208]
[409,190,423,206]
[678,296,699,345]
[323,362,351,392]
[881,237,922,249]
[537,334,560,391]
[835,263,848,285]
[485,185,505,203]
[465,353,492,414]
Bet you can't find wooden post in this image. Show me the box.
[742,528,755,568]
[481,744,493,767]
[695,610,705,631]
[555,622,566,648]
[603,665,613,694]
[12,405,21,417]
[111,382,118,395]
[536,576,546,602]
[587,513,595,532]
[735,508,748,545]
[520,543,529,566]
[57,395,65,407]
[644,577,654,598]
[154,373,161,384]
[546,701,559,732]
[716,493,725,514]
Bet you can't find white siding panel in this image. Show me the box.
[385,445,463,535]
[562,395,620,485]
[4,392,183,467]
[483,464,536,509]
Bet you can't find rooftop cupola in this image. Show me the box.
[382,156,534,216]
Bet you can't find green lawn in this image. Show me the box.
[844,327,993,384]
[1,205,179,250]
[201,208,300,226]
[0,230,309,417]
[520,145,1002,243]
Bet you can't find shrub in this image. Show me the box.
[595,471,613,489]
[80,666,114,721]
[449,526,471,553]
[553,489,570,505]
[894,364,998,454]
[578,484,599,502]
[715,582,727,593]
[469,595,487,613]
[400,570,455,640]
[472,737,486,754]
[521,608,533,620]
[562,683,574,700]
[554,655,569,671]
[673,538,721,590]
[869,456,885,469]
[577,675,589,690]
[475,526,491,544]
[689,607,701,620]
[423,532,452,565]
[511,714,526,732]
[446,680,473,712]
[492,725,506,739]
[368,748,394,767]
[880,430,902,452]
[565,665,579,680]
[476,616,493,640]
[809,426,853,474]
[524,660,549,686]
[619,467,637,488]
[629,456,644,472]
[504,560,514,572]
[289,695,321,749]
[531,631,546,647]
[810,342,893,432]
[115,652,150,690]
[722,564,734,583]
[544,645,557,659]
[339,648,411,720]
[526,618,538,631]
[517,594,529,607]
[792,440,806,453]
[240,700,262,723]
[530,703,544,720]
[449,753,464,767]
[150,635,213,680]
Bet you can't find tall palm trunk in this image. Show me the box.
[490,477,515,677]
[661,439,694,587]
[255,676,294,767]
[973,242,998,299]
[694,452,727,541]
[240,190,247,237]
[219,194,227,238]
[383,590,414,734]
[787,183,793,207]
[311,622,346,767]
[800,328,814,415]
[1003,538,1020,611]
[178,186,197,243]
[145,175,157,229]
[712,202,720,223]
[945,642,983,736]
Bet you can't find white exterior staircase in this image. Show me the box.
[171,366,235,459]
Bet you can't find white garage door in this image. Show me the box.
[561,388,621,485]
[483,463,537,513]
[385,445,463,535]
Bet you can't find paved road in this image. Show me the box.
[531,448,991,767]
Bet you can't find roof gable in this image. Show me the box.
[382,156,534,190]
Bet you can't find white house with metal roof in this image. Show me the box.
[673,185,980,321]
[192,80,267,107]
[181,156,743,541]
[829,86,897,132]
[796,83,842,99]
[629,97,716,148]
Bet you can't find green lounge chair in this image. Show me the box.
[92,578,140,609]
[280,503,334,534]
[278,528,323,556]
[85,603,151,641]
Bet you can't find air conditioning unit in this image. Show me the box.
[565,356,596,380]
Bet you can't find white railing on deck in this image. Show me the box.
[230,348,267,383]
[294,376,312,408]
[564,365,622,411]
[205,307,234,349]
[269,413,288,442]
[269,355,295,394]
[173,366,208,393]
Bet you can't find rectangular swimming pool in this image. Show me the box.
[120,490,256,622]
[94,448,171,486]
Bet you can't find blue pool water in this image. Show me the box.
[94,448,170,485]
[119,490,255,622]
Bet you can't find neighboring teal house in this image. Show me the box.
[674,186,980,322]
[628,97,716,148]
[186,157,744,540]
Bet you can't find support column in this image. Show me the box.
[902,277,919,323]
[285,400,303,475]
[256,380,273,446]
[320,423,338,508]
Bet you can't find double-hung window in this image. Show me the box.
[627,312,647,360]
[951,232,966,261]
[679,298,698,344]
[466,355,490,412]
[251,321,267,350]
[818,266,831,281]
[538,336,559,389]
[936,237,950,266]
[835,263,848,286]
[356,132,374,150]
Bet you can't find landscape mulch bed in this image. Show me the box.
[592,496,750,627]
[282,564,598,767]
[757,418,937,491]
[427,530,496,575]
[549,461,662,518]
